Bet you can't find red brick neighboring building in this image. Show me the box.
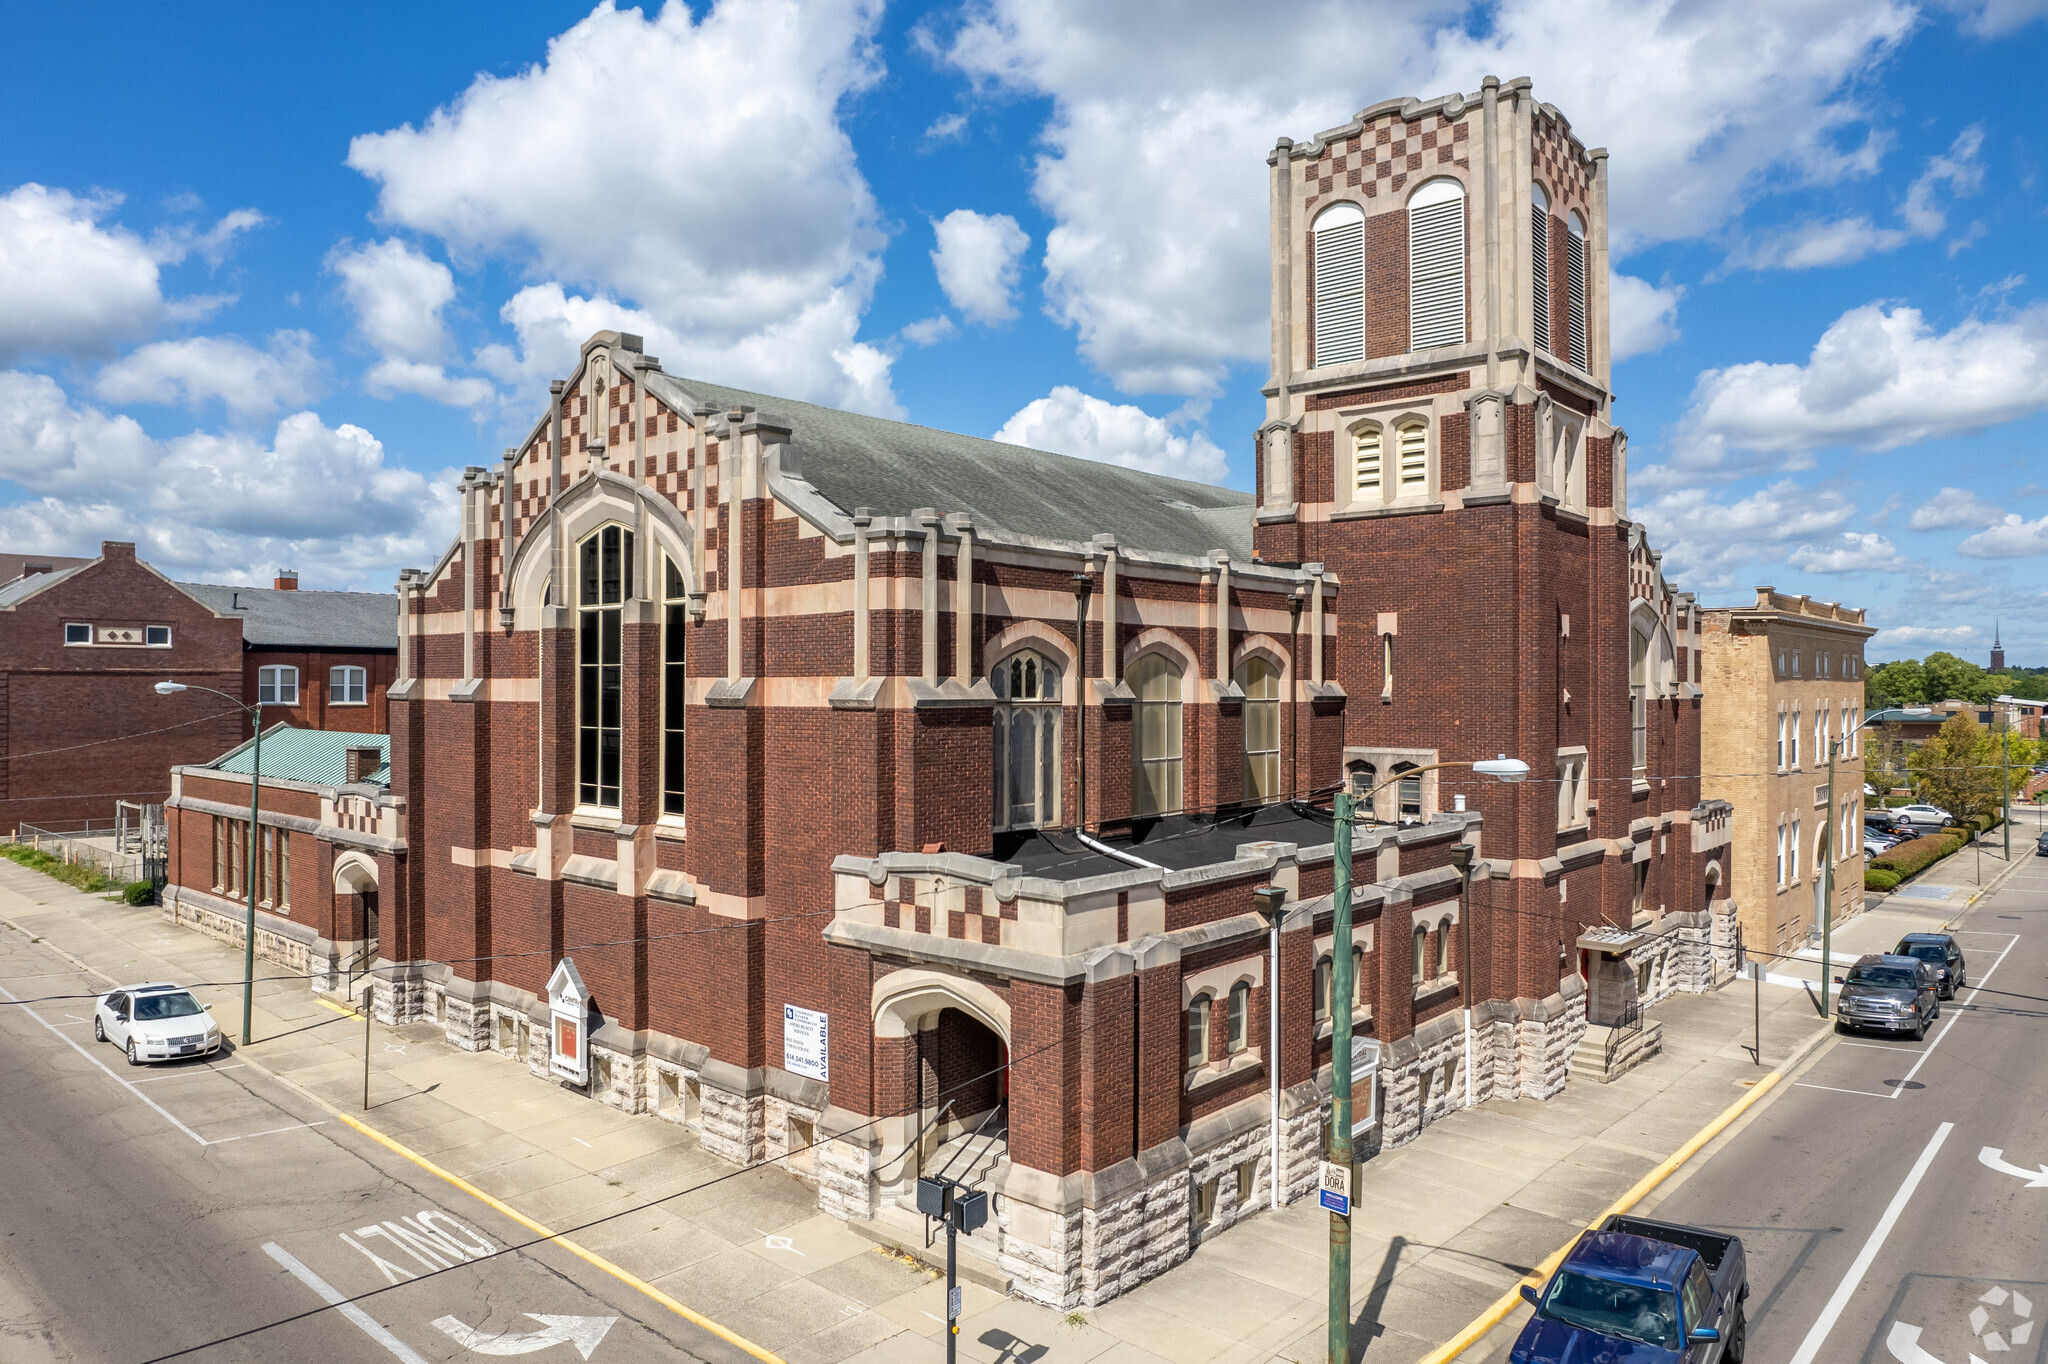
[159,78,1728,1310]
[178,575,399,736]
[0,546,397,831]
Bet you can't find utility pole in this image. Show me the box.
[2003,725,2012,862]
[1819,733,1837,1015]
[1326,787,1355,1364]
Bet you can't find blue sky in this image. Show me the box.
[3,1,2046,665]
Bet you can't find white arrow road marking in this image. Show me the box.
[1977,1148,2048,1188]
[263,1242,430,1364]
[1886,1322,1946,1364]
[431,1313,617,1359]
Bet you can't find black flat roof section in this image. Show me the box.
[993,803,1354,881]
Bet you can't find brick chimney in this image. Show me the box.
[22,562,52,577]
[101,541,136,562]
[344,746,383,784]
[274,569,299,591]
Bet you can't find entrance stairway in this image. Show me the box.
[1569,1018,1664,1083]
[852,1121,1012,1292]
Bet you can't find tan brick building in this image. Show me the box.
[1700,589,1875,962]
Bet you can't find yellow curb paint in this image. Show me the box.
[334,1111,787,1364]
[1415,1067,1787,1364]
[316,997,362,1019]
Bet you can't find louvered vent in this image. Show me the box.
[1408,184,1466,350]
[1355,427,1382,496]
[1530,201,1551,354]
[1397,423,1428,492]
[1312,206,1365,367]
[1565,227,1588,370]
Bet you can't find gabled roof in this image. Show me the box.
[0,552,92,584]
[176,582,398,651]
[640,371,1256,561]
[0,562,90,608]
[208,725,389,787]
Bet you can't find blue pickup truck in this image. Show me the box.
[1511,1214,1747,1362]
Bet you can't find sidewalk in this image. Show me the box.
[0,863,1838,1364]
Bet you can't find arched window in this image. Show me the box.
[257,665,298,706]
[1438,918,1454,976]
[1226,981,1250,1054]
[1350,424,1382,501]
[1352,945,1366,1010]
[1395,419,1429,497]
[1530,182,1552,354]
[662,556,688,818]
[1413,923,1429,983]
[1314,955,1333,1023]
[1565,212,1588,369]
[1630,627,1651,774]
[1311,203,1365,367]
[578,524,634,809]
[1129,652,1184,817]
[994,648,1062,830]
[1408,179,1467,349]
[1238,655,1281,803]
[328,666,367,706]
[1394,762,1423,821]
[1186,993,1212,1068]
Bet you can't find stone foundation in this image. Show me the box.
[161,888,314,977]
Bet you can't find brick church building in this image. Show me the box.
[164,77,1732,1308]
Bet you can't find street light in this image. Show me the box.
[1324,753,1524,1364]
[155,679,263,1046]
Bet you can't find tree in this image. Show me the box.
[1922,651,1995,704]
[1867,658,1926,708]
[1866,723,1913,797]
[1909,712,1998,822]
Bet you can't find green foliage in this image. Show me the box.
[121,880,155,906]
[0,843,112,894]
[1922,651,1996,704]
[1909,712,2000,825]
[1867,658,1927,707]
[1990,671,2048,701]
[1869,652,2001,707]
[1864,868,1901,892]
[1871,831,1964,878]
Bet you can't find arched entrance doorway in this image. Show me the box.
[332,851,380,966]
[871,969,1012,1212]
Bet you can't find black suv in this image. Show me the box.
[1835,953,1940,1039]
[1894,933,1967,998]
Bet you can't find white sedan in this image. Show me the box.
[1894,804,1958,827]
[94,983,223,1065]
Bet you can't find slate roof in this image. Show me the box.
[0,552,92,584]
[641,372,1256,560]
[176,582,399,651]
[209,726,390,787]
[0,563,89,608]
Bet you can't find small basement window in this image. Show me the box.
[64,623,90,644]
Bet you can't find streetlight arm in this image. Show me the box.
[1351,756,1529,816]
[156,680,258,717]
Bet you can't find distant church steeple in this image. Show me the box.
[1991,620,2004,673]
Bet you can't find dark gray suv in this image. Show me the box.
[1893,932,1966,999]
[1835,954,1940,1039]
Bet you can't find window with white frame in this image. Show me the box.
[1129,652,1184,817]
[1630,628,1650,772]
[663,557,688,819]
[1843,704,1855,757]
[257,665,298,706]
[1311,202,1366,367]
[1530,182,1552,353]
[63,622,90,645]
[577,524,633,810]
[145,625,171,647]
[1394,762,1423,821]
[1186,993,1212,1068]
[1314,955,1333,1023]
[1408,179,1467,349]
[1226,981,1250,1055]
[1238,655,1281,804]
[1815,822,1827,877]
[1789,709,1801,768]
[1776,712,1787,770]
[994,648,1062,830]
[1413,923,1428,983]
[1790,816,1802,884]
[1565,213,1588,369]
[1352,945,1366,1010]
[329,665,367,705]
[1816,709,1830,763]
[1437,917,1454,976]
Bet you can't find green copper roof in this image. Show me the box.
[210,725,389,787]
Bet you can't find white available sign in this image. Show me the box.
[784,1004,829,1082]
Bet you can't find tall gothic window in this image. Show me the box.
[1238,655,1281,803]
[1630,626,1650,774]
[1129,652,1184,817]
[993,649,1061,830]
[662,556,687,818]
[578,525,633,809]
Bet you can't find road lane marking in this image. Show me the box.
[432,1313,617,1358]
[333,1110,787,1364]
[0,981,206,1143]
[207,1121,328,1144]
[1794,1081,1894,1098]
[1840,1042,1920,1052]
[1977,1147,2048,1188]
[1786,1121,1955,1364]
[1889,934,2020,1100]
[263,1242,431,1364]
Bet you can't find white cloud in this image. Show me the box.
[1787,531,1905,573]
[993,386,1226,482]
[347,0,897,415]
[930,0,1914,395]
[1730,126,1985,269]
[1635,478,1855,590]
[899,315,957,346]
[364,358,497,409]
[931,210,1029,325]
[0,371,455,588]
[1959,514,2048,558]
[1910,486,2007,531]
[330,239,458,361]
[0,186,264,362]
[1672,302,2048,478]
[93,330,321,421]
[1932,0,2048,36]
[1871,623,1981,648]
[1610,273,1682,361]
[923,112,969,144]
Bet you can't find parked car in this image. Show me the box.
[2038,829,2048,857]
[1894,804,1957,827]
[1834,954,1940,1039]
[1893,933,1967,998]
[93,982,222,1065]
[1865,810,1907,833]
[1513,1214,1747,1362]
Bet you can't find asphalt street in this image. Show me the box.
[1638,819,2048,1364]
[0,929,756,1364]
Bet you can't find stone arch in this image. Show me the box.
[1121,627,1199,701]
[332,849,379,895]
[871,967,1011,1046]
[504,473,696,631]
[983,620,1078,701]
